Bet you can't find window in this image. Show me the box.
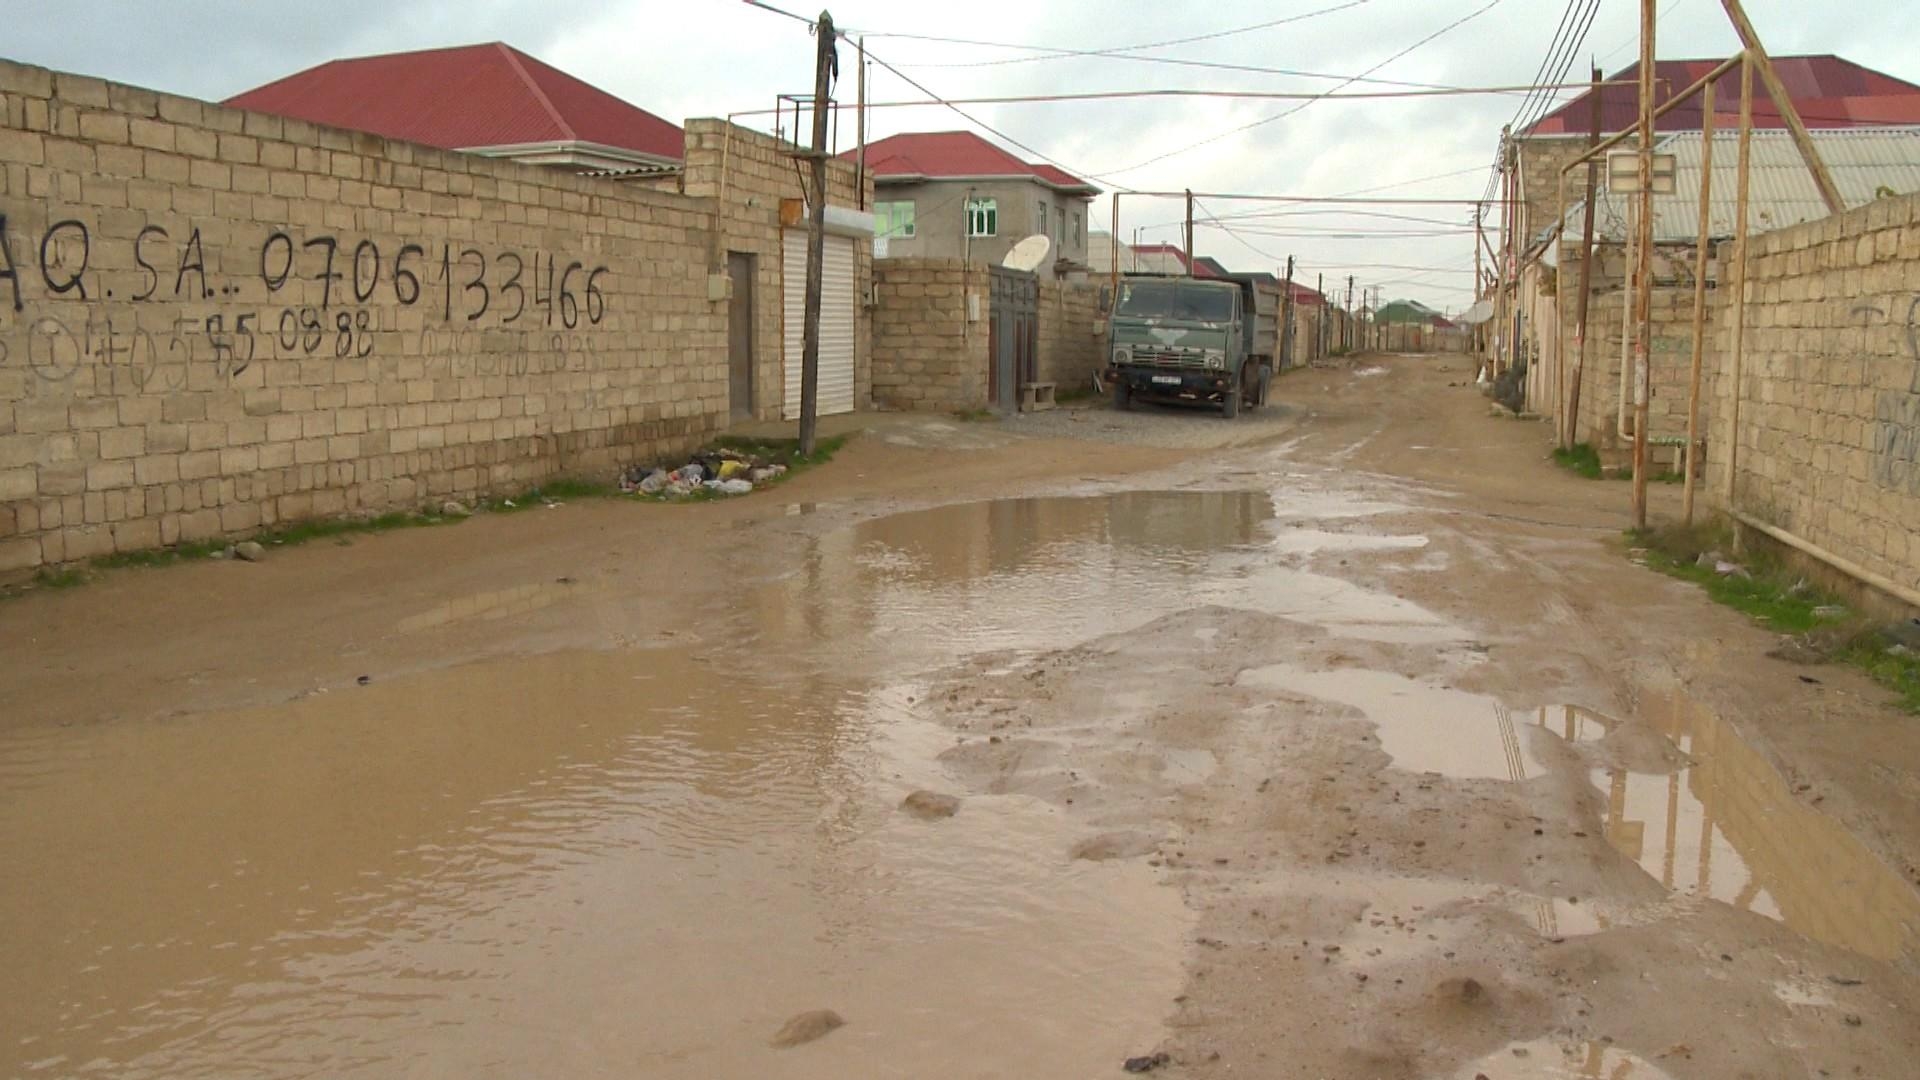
[967,197,997,238]
[874,200,915,239]
[1074,211,1083,247]
[1114,281,1235,322]
[1035,199,1048,238]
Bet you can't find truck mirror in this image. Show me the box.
[1098,285,1112,312]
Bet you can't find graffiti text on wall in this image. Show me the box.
[1854,296,1920,496]
[0,213,613,393]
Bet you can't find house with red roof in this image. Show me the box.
[843,131,1099,278]
[226,43,684,174]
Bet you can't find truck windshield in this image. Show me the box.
[1114,281,1234,322]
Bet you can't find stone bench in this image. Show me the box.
[1020,381,1057,413]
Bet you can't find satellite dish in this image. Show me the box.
[1002,235,1052,272]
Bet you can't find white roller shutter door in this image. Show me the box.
[782,230,857,420]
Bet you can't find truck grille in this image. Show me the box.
[1132,350,1205,368]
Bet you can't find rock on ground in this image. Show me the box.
[769,1009,845,1048]
[901,790,961,819]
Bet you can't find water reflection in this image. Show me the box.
[1573,691,1920,960]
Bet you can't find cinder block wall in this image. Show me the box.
[1571,273,1707,453]
[0,60,729,572]
[870,259,986,411]
[1035,278,1102,391]
[1707,191,1920,596]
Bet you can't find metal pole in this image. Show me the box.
[1184,189,1195,276]
[1554,167,1569,442]
[798,11,836,456]
[1346,275,1354,352]
[855,36,867,210]
[1568,65,1601,450]
[1109,193,1120,297]
[1717,0,1844,214]
[1630,0,1655,529]
[1725,53,1754,502]
[1682,78,1716,524]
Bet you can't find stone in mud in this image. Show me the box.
[1070,831,1159,862]
[233,541,266,562]
[769,1008,845,1048]
[441,500,471,517]
[1124,1050,1170,1072]
[902,790,961,820]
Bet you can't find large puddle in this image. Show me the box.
[8,489,1449,1078]
[0,649,1184,1079]
[1236,663,1920,960]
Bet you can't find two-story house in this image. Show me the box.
[847,131,1098,278]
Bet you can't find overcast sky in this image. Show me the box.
[8,0,1918,312]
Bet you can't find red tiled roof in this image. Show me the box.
[1528,55,1920,136]
[1287,283,1325,306]
[225,42,684,161]
[847,131,1097,192]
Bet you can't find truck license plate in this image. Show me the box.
[1151,375,1181,385]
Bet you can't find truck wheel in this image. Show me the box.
[1113,379,1132,411]
[1221,387,1241,420]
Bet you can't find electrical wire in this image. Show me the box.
[1099,0,1511,176]
[876,2,1374,68]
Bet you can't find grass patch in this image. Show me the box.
[1055,386,1097,404]
[951,408,996,422]
[32,566,89,588]
[1631,521,1920,712]
[1552,443,1606,479]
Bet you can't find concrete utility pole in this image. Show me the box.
[1630,0,1655,528]
[1184,189,1195,276]
[798,10,836,456]
[854,35,867,210]
[1567,65,1602,451]
[1281,256,1295,368]
[1346,275,1354,352]
[1316,273,1325,357]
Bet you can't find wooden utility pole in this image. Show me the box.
[798,10,836,456]
[1567,65,1602,451]
[1629,0,1655,529]
[1184,189,1195,276]
[1681,78,1717,524]
[1725,54,1754,501]
[1716,0,1842,214]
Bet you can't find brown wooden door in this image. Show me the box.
[727,252,755,421]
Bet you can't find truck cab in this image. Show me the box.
[1105,276,1270,418]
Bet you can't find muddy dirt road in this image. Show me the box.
[4,353,1918,1078]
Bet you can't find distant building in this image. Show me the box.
[226,42,684,175]
[846,131,1098,278]
[1088,231,1131,274]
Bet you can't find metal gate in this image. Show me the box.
[987,267,1038,412]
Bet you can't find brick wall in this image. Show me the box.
[1707,191,1920,596]
[870,258,985,411]
[1035,278,1102,390]
[0,59,864,574]
[681,119,870,422]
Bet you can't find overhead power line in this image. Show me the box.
[876,1,1375,68]
[1100,0,1511,176]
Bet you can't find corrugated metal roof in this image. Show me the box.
[1528,56,1920,137]
[225,43,684,162]
[1558,126,1920,245]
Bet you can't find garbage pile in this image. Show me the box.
[619,447,788,498]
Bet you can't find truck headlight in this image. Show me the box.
[1112,347,1130,365]
[1205,353,1225,370]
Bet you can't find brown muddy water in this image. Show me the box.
[1,491,1327,1079]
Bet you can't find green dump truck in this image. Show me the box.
[1106,275,1275,418]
